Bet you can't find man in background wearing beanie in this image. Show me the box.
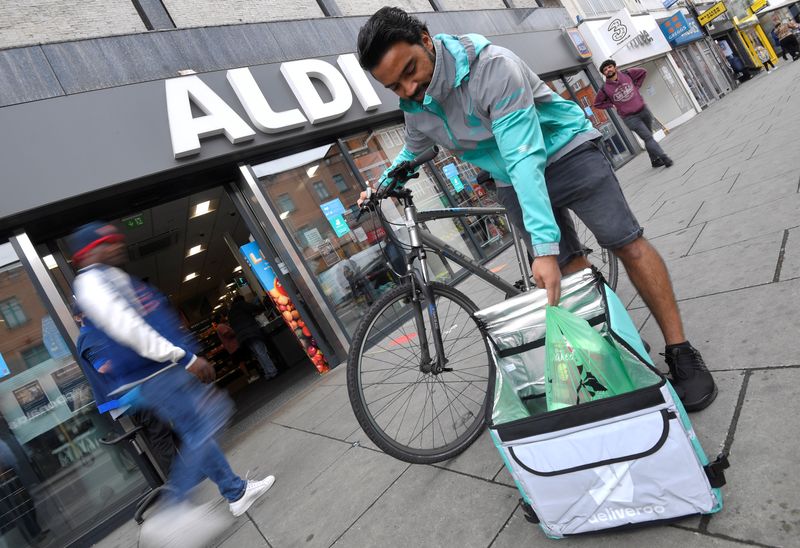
[594,59,674,168]
[69,222,275,547]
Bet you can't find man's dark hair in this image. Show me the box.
[599,59,617,72]
[357,7,430,71]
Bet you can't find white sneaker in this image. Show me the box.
[140,501,232,548]
[229,475,275,517]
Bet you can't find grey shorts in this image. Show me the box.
[496,141,643,267]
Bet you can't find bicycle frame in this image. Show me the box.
[388,198,531,373]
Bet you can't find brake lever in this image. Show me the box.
[356,200,374,222]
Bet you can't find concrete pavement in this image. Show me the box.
[95,58,800,548]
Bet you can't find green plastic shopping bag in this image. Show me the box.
[544,305,637,411]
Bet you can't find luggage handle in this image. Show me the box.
[508,409,674,477]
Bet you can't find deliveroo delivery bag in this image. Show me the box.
[474,269,728,538]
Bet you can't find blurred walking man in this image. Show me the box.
[69,222,275,547]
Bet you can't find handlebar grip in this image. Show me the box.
[381,146,440,198]
[405,145,440,170]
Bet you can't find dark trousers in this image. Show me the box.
[762,60,775,70]
[780,36,800,59]
[622,106,668,163]
[130,408,177,478]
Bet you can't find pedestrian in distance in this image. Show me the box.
[770,27,788,60]
[228,295,279,379]
[755,45,775,72]
[593,59,673,168]
[69,222,275,548]
[213,312,260,383]
[774,17,800,61]
[355,7,717,412]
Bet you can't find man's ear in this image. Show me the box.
[421,32,433,50]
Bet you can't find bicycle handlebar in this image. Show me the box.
[356,146,439,221]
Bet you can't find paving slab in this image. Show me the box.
[689,194,800,254]
[272,384,352,432]
[220,423,352,521]
[640,204,699,240]
[628,231,783,308]
[646,177,736,216]
[90,517,139,548]
[777,227,800,282]
[705,368,800,547]
[647,224,705,260]
[491,506,743,547]
[333,465,517,547]
[690,190,796,227]
[728,167,798,197]
[438,428,506,481]
[216,519,268,547]
[252,446,408,548]
[310,388,366,440]
[267,384,340,427]
[634,279,800,371]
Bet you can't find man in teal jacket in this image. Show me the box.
[356,7,716,411]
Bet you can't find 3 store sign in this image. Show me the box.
[165,54,382,159]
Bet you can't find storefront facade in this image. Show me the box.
[579,12,701,135]
[0,9,634,546]
[657,11,734,109]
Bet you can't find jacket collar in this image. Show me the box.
[400,34,491,113]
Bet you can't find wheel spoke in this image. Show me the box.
[350,284,491,462]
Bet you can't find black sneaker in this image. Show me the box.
[651,158,664,168]
[663,345,717,412]
[662,157,674,168]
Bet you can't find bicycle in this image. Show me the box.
[347,147,619,464]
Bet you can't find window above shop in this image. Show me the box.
[21,343,49,368]
[277,193,296,213]
[333,174,349,192]
[0,297,28,329]
[313,181,331,200]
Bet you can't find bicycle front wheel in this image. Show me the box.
[347,282,492,464]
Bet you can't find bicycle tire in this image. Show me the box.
[572,214,619,291]
[347,281,492,464]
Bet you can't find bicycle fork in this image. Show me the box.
[406,211,449,375]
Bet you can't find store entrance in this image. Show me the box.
[53,186,327,423]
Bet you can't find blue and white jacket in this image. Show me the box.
[74,264,198,393]
[381,34,600,256]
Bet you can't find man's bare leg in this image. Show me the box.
[561,255,592,275]
[613,236,684,345]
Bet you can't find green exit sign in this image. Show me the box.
[122,214,145,229]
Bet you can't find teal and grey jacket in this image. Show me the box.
[380,34,600,256]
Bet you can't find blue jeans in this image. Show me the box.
[136,367,246,503]
[247,339,278,377]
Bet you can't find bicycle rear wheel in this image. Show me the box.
[347,281,492,464]
[572,213,619,290]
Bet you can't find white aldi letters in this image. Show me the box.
[166,53,382,159]
[165,76,257,159]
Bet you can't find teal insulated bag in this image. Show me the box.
[474,269,728,538]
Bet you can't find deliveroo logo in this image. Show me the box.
[588,462,666,524]
[589,462,634,505]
